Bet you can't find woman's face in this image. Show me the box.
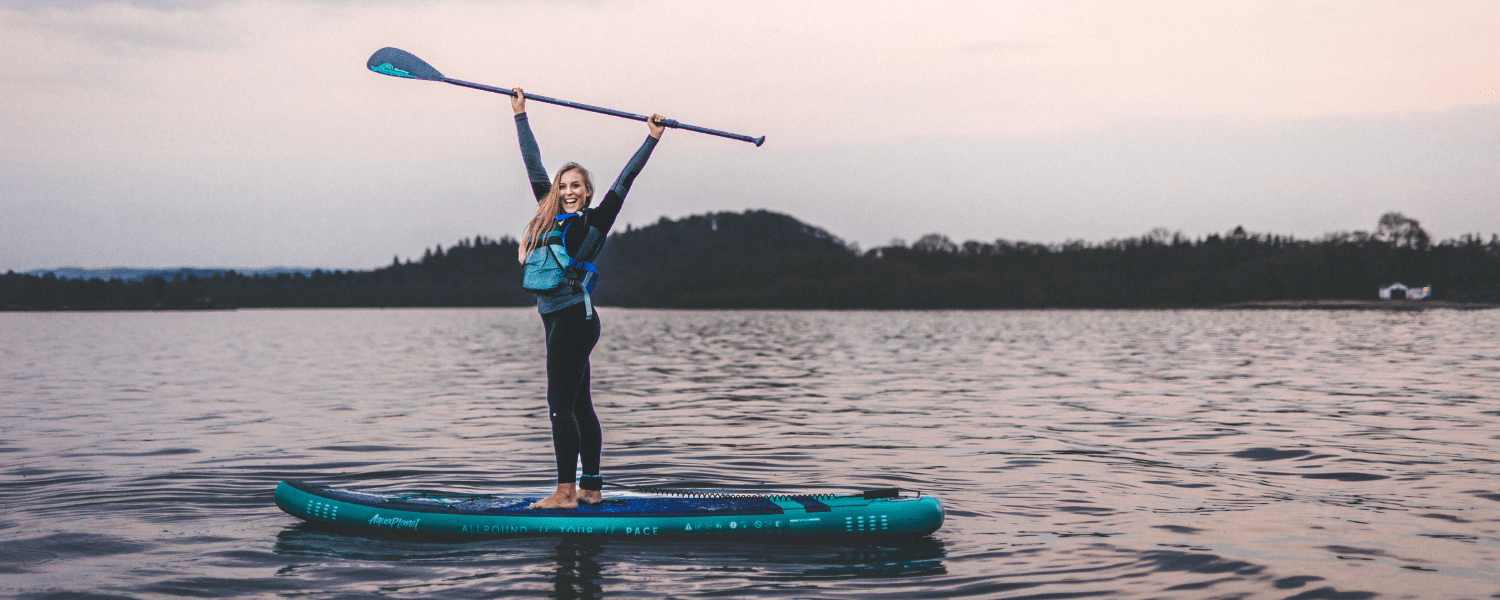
[558,170,588,213]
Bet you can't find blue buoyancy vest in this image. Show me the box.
[522,214,604,316]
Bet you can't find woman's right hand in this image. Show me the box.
[511,88,526,115]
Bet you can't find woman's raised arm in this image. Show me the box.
[587,114,666,234]
[512,88,552,202]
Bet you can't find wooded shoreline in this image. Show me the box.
[6,210,1498,312]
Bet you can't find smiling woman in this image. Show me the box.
[512,88,667,510]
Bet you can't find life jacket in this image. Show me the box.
[522,213,604,316]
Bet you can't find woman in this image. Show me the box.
[511,88,665,510]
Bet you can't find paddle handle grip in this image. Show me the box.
[443,78,764,147]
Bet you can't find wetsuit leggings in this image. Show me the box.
[541,302,601,485]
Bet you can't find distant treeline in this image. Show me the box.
[1,237,529,311]
[4,210,1498,310]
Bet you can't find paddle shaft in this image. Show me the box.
[443,78,764,147]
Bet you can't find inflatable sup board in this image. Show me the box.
[275,480,942,539]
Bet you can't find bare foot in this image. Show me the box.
[577,488,604,506]
[530,483,579,510]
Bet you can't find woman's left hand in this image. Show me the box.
[648,114,667,139]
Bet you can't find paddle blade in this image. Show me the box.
[367,47,444,81]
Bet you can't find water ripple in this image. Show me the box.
[2,308,1499,598]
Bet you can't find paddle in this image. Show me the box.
[367,47,765,147]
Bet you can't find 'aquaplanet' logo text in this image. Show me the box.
[368,514,421,530]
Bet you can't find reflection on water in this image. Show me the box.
[2,308,1498,598]
[549,538,605,600]
[272,525,945,599]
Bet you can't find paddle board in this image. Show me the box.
[275,480,942,539]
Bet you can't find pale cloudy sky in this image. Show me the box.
[3,0,1497,270]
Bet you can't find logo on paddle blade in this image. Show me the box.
[370,62,415,78]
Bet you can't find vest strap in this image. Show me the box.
[542,214,605,318]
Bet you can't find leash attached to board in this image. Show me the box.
[604,481,922,501]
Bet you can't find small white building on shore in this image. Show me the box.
[1379,282,1430,300]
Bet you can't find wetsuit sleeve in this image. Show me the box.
[586,135,659,235]
[515,113,552,201]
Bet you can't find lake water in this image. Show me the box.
[2,307,1499,599]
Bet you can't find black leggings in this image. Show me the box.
[541,302,602,485]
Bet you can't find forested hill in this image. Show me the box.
[593,210,850,305]
[3,210,1498,310]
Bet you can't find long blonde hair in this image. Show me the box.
[519,162,594,261]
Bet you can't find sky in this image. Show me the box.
[2,0,1498,271]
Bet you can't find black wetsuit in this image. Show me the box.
[516,112,658,488]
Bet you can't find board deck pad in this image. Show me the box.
[276,480,942,539]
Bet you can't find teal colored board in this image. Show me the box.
[274,480,943,539]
